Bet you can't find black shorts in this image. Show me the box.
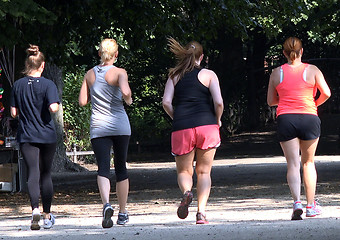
[277,114,321,142]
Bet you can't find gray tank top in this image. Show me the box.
[90,65,131,139]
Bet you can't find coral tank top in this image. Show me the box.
[276,63,317,116]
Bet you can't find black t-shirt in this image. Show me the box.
[10,76,60,143]
[172,68,217,131]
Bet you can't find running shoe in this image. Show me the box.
[306,200,322,217]
[291,201,303,220]
[177,191,193,219]
[31,208,41,230]
[196,212,209,224]
[117,212,129,225]
[43,213,55,229]
[102,203,114,228]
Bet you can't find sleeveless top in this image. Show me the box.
[172,68,217,131]
[276,63,317,116]
[90,65,131,139]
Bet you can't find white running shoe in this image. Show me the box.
[31,208,41,230]
[291,201,303,220]
[306,200,322,217]
[43,213,55,229]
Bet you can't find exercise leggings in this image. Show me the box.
[91,135,130,182]
[20,142,56,213]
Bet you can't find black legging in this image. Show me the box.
[20,142,56,213]
[91,135,130,182]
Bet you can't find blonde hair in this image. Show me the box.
[23,44,45,75]
[283,37,302,62]
[168,37,203,80]
[99,38,118,63]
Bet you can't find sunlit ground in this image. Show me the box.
[1,156,340,239]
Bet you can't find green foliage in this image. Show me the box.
[57,0,339,141]
[0,0,56,48]
[127,74,171,146]
[2,0,339,155]
[304,0,340,46]
[223,99,246,135]
[62,65,91,152]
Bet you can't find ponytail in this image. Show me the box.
[168,37,203,80]
[283,37,302,62]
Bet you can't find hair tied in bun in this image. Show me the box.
[23,44,45,75]
[26,44,40,56]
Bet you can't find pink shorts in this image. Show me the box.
[171,124,221,156]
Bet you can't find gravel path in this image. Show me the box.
[1,156,340,240]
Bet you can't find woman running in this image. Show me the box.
[79,38,132,228]
[10,45,60,230]
[162,37,224,224]
[267,37,331,220]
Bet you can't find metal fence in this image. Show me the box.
[66,145,113,163]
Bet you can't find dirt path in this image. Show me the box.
[1,156,340,239]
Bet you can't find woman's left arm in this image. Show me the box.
[49,103,59,113]
[10,107,18,118]
[267,68,280,106]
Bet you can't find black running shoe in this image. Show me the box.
[117,212,129,225]
[177,191,193,219]
[102,203,114,228]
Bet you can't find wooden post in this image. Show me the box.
[137,141,141,154]
[72,143,77,163]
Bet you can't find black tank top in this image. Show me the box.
[172,68,217,131]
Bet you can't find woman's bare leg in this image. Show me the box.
[300,138,319,205]
[280,138,301,202]
[175,150,195,193]
[195,148,215,213]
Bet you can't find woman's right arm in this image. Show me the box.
[79,70,92,107]
[162,78,175,119]
[267,67,280,106]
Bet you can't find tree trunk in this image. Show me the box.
[246,42,259,129]
[209,34,245,135]
[43,63,85,172]
[245,30,267,130]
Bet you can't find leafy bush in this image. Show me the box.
[62,65,93,162]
